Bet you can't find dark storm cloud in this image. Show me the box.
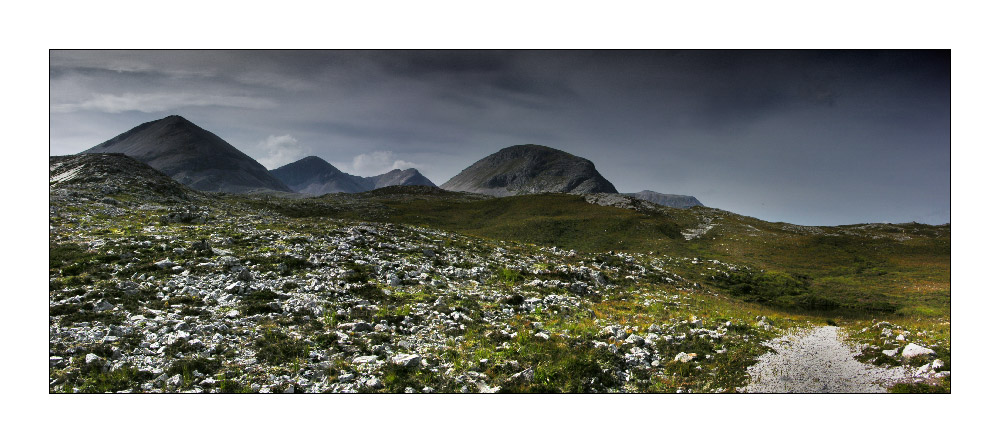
[49,50,950,225]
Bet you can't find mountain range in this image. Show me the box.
[76,116,701,207]
[269,156,435,195]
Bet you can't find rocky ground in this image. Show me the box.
[48,154,950,393]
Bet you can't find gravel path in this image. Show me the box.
[740,326,916,393]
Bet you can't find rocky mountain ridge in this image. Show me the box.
[625,190,703,209]
[269,156,436,196]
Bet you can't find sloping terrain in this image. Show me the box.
[48,154,950,393]
[82,115,291,194]
[441,144,618,196]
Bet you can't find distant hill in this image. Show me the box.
[82,115,291,194]
[440,144,618,197]
[270,156,436,195]
[625,190,703,209]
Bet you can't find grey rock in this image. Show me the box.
[93,299,114,312]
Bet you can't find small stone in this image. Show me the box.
[365,378,383,389]
[534,332,550,340]
[155,259,175,269]
[882,348,899,357]
[283,385,295,394]
[338,373,355,383]
[931,359,945,370]
[404,387,417,393]
[226,310,239,318]
[167,374,181,387]
[85,353,100,365]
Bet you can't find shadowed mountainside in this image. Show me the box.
[82,115,291,194]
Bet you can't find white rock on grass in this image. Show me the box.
[391,354,421,368]
[901,343,936,359]
[674,352,696,363]
[352,355,379,365]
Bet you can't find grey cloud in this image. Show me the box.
[51,92,277,114]
[48,50,950,225]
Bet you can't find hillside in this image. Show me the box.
[49,155,950,393]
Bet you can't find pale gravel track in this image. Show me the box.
[740,326,916,393]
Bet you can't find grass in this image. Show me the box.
[242,190,947,318]
[254,326,310,366]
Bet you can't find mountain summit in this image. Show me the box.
[270,156,436,195]
[82,115,291,194]
[440,144,618,197]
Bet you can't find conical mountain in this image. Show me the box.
[270,156,436,196]
[82,115,291,193]
[441,144,618,197]
[625,190,703,209]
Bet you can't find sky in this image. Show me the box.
[49,50,950,226]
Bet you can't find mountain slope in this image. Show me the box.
[626,190,703,208]
[82,115,291,194]
[270,156,436,195]
[440,144,618,197]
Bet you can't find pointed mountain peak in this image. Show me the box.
[82,116,291,193]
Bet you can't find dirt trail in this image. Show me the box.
[740,326,916,393]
